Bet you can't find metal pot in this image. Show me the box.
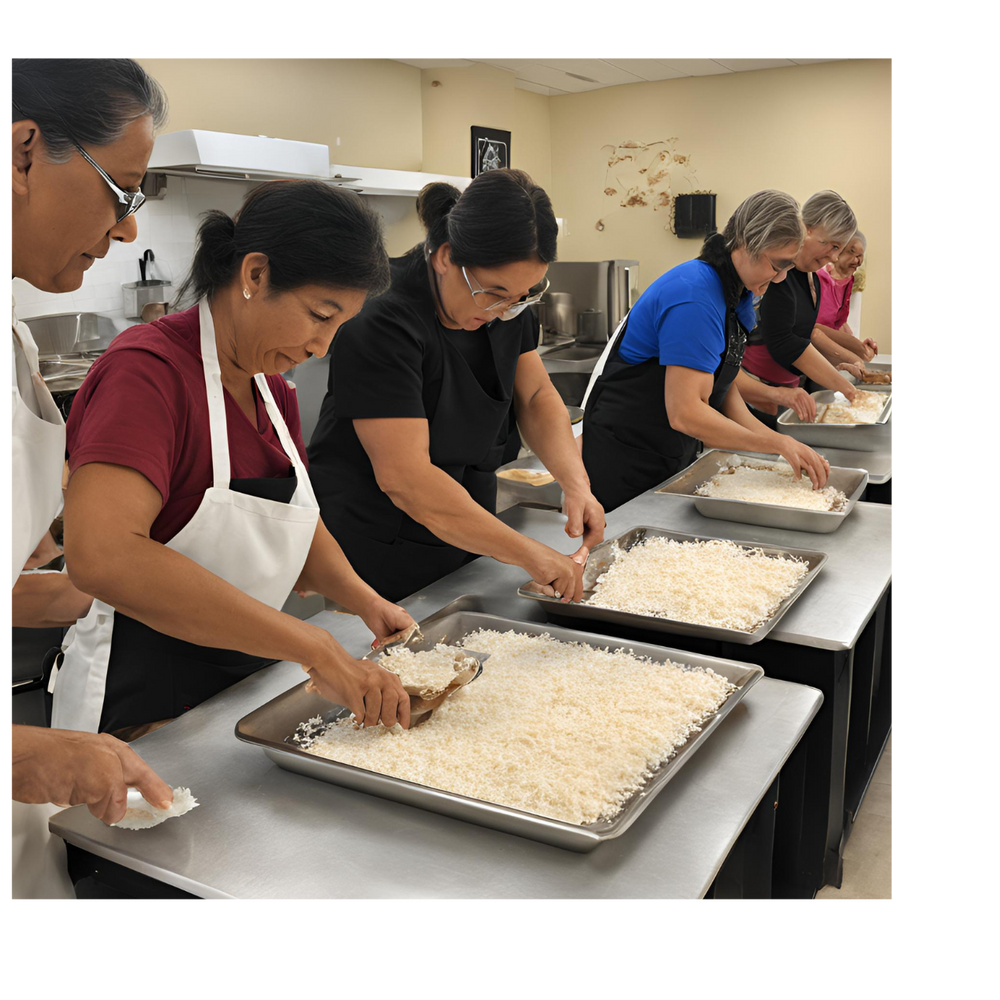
[123,279,172,321]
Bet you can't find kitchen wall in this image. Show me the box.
[546,59,892,350]
[16,58,890,350]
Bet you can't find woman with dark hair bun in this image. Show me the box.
[55,180,414,745]
[12,57,173,897]
[308,169,605,603]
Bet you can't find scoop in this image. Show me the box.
[406,650,488,727]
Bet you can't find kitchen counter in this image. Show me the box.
[49,502,830,898]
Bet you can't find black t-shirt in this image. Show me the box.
[749,267,821,374]
[307,248,537,538]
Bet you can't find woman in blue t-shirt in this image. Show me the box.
[582,190,830,512]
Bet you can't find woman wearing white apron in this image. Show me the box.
[54,180,413,744]
[12,59,174,897]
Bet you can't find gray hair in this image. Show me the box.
[849,230,867,250]
[12,59,168,164]
[802,190,858,246]
[722,189,805,259]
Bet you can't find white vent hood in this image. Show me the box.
[333,164,472,197]
[148,129,357,184]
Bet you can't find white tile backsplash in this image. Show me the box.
[13,174,255,330]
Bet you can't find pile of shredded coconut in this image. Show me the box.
[820,389,888,424]
[378,643,480,699]
[297,629,735,826]
[695,460,848,511]
[587,536,809,632]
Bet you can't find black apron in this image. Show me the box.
[583,307,747,513]
[97,471,297,734]
[331,321,516,603]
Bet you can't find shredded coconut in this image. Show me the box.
[378,643,480,699]
[297,629,735,826]
[695,461,848,511]
[587,536,810,632]
[112,786,199,830]
[819,389,888,424]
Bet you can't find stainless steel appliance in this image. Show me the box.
[538,261,638,405]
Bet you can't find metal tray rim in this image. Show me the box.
[777,385,892,427]
[518,525,828,644]
[656,450,869,520]
[235,605,764,850]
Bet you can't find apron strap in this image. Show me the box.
[581,309,630,410]
[197,298,233,490]
[253,373,318,508]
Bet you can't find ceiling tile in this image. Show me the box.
[654,59,733,76]
[712,58,796,72]
[789,58,839,64]
[478,60,603,92]
[533,59,646,85]
[515,79,567,96]
[603,59,687,81]
[394,59,475,69]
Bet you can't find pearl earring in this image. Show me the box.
[243,288,251,300]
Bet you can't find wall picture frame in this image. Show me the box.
[471,126,511,177]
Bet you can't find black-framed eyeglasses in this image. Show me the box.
[461,266,550,322]
[13,98,145,223]
[763,254,797,276]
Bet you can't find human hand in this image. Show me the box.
[776,438,830,489]
[863,338,878,357]
[562,487,606,552]
[525,544,585,603]
[361,600,416,649]
[776,386,817,423]
[304,645,411,729]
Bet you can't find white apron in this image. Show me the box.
[51,298,320,734]
[11,299,74,898]
[11,302,66,585]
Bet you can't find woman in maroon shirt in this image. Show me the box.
[56,181,414,736]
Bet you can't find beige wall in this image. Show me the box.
[547,59,892,350]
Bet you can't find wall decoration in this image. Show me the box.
[594,137,701,233]
[471,126,511,177]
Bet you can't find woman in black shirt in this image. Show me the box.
[738,190,864,414]
[308,170,604,603]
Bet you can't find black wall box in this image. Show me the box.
[674,193,717,238]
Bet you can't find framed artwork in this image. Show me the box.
[471,126,511,177]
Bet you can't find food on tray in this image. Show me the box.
[818,389,888,424]
[859,370,891,384]
[694,457,848,512]
[294,629,735,826]
[586,536,809,632]
[496,468,557,487]
[378,643,480,699]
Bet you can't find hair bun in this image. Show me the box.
[416,182,461,233]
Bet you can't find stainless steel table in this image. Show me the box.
[498,498,891,895]
[50,606,820,899]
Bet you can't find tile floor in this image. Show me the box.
[816,734,891,899]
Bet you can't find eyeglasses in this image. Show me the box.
[75,143,146,222]
[763,254,797,276]
[13,99,145,223]
[462,267,550,322]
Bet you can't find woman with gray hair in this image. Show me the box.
[740,190,862,407]
[583,189,829,512]
[813,231,879,378]
[12,58,173,897]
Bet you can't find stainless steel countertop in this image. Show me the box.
[50,473,888,896]
[49,605,820,897]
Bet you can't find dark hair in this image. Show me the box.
[12,59,168,163]
[416,168,558,268]
[175,180,391,306]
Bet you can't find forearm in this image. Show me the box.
[516,384,590,491]
[68,537,337,668]
[811,327,866,366]
[792,343,857,395]
[383,465,538,568]
[297,521,384,614]
[672,396,783,455]
[734,369,785,409]
[815,323,859,350]
[12,573,93,628]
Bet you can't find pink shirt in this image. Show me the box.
[816,267,853,330]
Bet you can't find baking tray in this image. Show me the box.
[518,526,827,645]
[234,596,763,853]
[846,361,891,386]
[655,450,869,533]
[777,386,891,451]
[495,456,564,513]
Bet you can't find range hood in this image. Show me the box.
[333,164,472,197]
[147,130,358,184]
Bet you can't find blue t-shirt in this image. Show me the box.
[618,259,757,370]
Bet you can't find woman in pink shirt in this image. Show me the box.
[813,232,878,377]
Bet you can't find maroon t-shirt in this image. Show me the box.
[67,305,308,545]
